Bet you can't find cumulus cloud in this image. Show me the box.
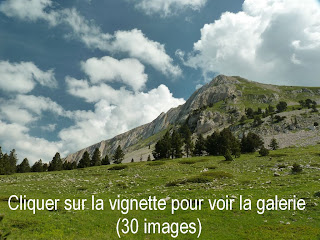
[133,0,207,17]
[0,0,58,25]
[0,0,181,77]
[0,61,57,93]
[81,56,148,91]
[0,120,64,163]
[0,94,71,125]
[110,29,181,77]
[63,77,185,151]
[0,94,73,163]
[185,0,320,86]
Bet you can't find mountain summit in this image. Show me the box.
[65,75,320,163]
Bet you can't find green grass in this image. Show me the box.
[0,145,320,239]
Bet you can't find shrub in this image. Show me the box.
[224,150,233,161]
[314,122,319,127]
[269,138,279,150]
[179,159,196,165]
[259,147,269,156]
[147,161,165,166]
[292,163,302,174]
[185,176,212,183]
[108,165,128,171]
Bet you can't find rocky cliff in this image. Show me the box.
[65,75,320,163]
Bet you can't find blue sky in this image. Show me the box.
[0,0,320,163]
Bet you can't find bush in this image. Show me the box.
[224,150,233,161]
[292,163,302,174]
[179,159,196,165]
[108,165,128,171]
[147,161,165,166]
[314,122,319,127]
[276,101,288,112]
[185,176,212,183]
[259,147,269,156]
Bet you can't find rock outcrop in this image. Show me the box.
[64,75,320,164]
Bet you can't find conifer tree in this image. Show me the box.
[193,134,206,156]
[48,152,63,171]
[91,148,102,166]
[241,132,264,153]
[102,154,110,165]
[153,131,171,160]
[7,149,17,174]
[17,158,31,173]
[113,145,125,164]
[184,127,194,157]
[170,130,183,159]
[31,159,44,172]
[269,138,279,150]
[78,151,90,168]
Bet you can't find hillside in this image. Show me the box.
[65,75,320,163]
[1,145,320,239]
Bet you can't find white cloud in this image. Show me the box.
[133,0,207,17]
[0,105,35,125]
[40,124,56,132]
[81,56,148,91]
[0,61,57,93]
[0,94,72,163]
[63,77,185,151]
[14,94,71,117]
[0,95,71,125]
[185,0,320,86]
[0,0,58,25]
[0,1,181,77]
[110,29,182,77]
[0,120,64,163]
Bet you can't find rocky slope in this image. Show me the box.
[65,75,320,163]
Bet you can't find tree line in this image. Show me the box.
[153,126,276,161]
[0,145,125,175]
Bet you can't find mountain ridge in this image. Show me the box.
[65,75,320,163]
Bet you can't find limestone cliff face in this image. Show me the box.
[64,74,320,163]
[64,75,241,163]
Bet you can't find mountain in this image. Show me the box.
[64,75,320,163]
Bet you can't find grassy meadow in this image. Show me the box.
[0,145,320,239]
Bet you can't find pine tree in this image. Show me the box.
[170,130,183,159]
[113,145,125,164]
[77,151,90,168]
[31,159,44,172]
[253,116,263,127]
[48,152,63,171]
[7,149,17,174]
[206,131,219,156]
[193,134,206,156]
[276,101,287,112]
[259,146,269,156]
[17,158,31,173]
[183,127,194,157]
[241,132,264,153]
[91,148,101,166]
[269,138,279,150]
[102,154,110,165]
[0,147,4,175]
[63,160,77,170]
[153,131,171,160]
